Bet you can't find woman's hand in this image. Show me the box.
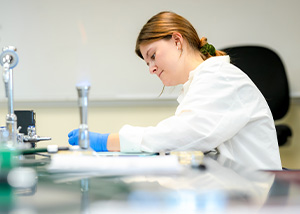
[68,129,109,152]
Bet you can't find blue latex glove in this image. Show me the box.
[68,129,109,152]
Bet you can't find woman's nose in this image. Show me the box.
[149,62,157,74]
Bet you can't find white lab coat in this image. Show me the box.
[119,56,282,170]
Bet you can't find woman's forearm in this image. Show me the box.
[107,133,120,151]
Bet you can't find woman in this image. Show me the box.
[68,11,282,170]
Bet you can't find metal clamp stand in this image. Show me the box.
[1,46,19,148]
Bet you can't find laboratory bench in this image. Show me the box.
[1,151,300,214]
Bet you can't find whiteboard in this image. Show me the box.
[0,0,299,103]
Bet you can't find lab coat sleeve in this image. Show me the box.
[119,62,261,153]
[119,125,146,152]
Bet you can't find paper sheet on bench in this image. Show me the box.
[47,154,182,176]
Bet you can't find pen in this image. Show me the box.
[20,146,69,155]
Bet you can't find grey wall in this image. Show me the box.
[0,0,299,104]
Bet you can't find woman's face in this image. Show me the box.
[140,37,186,86]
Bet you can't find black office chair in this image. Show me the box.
[221,46,292,146]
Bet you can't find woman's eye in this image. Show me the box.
[151,53,156,60]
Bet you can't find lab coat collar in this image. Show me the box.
[177,56,230,103]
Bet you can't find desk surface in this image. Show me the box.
[1,152,300,214]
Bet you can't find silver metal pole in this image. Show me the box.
[77,85,90,149]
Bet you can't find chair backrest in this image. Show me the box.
[221,46,290,120]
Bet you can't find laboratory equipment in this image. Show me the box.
[15,110,51,147]
[1,47,52,148]
[0,46,19,147]
[76,84,90,149]
[23,126,51,145]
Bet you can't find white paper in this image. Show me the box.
[47,154,182,176]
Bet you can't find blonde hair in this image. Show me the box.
[135,11,226,60]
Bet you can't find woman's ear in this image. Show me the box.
[172,32,183,50]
